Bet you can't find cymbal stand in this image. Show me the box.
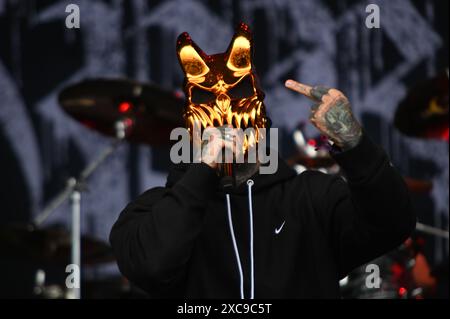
[33,120,129,299]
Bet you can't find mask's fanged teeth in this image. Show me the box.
[234,114,241,128]
[243,113,249,129]
[190,116,198,129]
[228,114,233,127]
[251,108,256,123]
[190,117,205,133]
[226,113,233,127]
[198,118,207,130]
[248,129,256,147]
[198,108,214,128]
[244,135,249,151]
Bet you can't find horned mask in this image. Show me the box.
[176,22,268,152]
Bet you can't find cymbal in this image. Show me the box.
[59,78,185,145]
[394,72,449,141]
[0,224,115,266]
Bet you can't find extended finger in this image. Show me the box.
[285,79,315,100]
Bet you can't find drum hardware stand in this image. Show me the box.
[416,222,449,239]
[32,120,129,299]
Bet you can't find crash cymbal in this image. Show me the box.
[0,224,115,266]
[59,78,185,145]
[394,72,449,141]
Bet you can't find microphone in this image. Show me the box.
[219,162,235,191]
[220,175,234,193]
[217,126,236,189]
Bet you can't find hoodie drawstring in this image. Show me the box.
[224,179,255,299]
[225,193,244,299]
[247,179,255,299]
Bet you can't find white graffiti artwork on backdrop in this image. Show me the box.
[0,62,43,215]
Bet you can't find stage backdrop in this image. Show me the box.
[0,0,448,275]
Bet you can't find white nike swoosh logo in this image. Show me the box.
[274,221,286,235]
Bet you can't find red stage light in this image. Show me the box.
[442,127,449,141]
[424,124,449,141]
[307,139,317,147]
[119,102,132,113]
[398,287,407,297]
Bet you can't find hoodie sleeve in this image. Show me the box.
[109,163,219,297]
[309,132,416,278]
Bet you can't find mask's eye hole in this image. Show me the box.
[228,76,254,100]
[191,87,216,104]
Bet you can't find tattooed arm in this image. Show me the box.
[284,79,415,275]
[285,80,362,151]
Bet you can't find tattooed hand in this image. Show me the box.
[201,125,243,169]
[285,79,363,151]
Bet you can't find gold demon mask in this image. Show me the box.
[176,22,268,151]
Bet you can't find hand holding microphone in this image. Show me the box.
[201,125,243,172]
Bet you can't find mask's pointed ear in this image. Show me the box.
[176,32,209,82]
[226,23,253,77]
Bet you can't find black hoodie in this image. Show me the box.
[109,133,415,298]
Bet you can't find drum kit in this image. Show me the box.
[1,78,185,299]
[0,71,448,298]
